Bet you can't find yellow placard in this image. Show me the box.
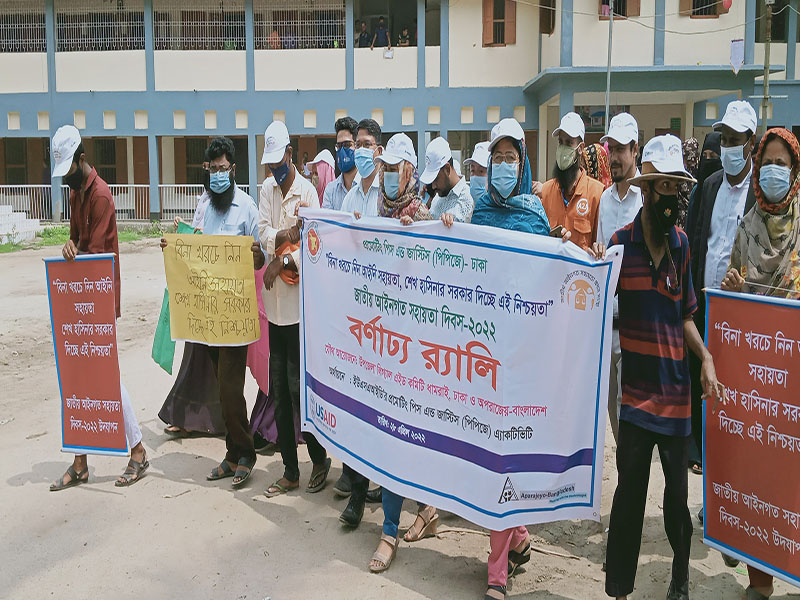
[163,233,260,346]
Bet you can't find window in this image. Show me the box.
[679,0,730,18]
[185,138,208,185]
[4,139,27,185]
[154,0,246,50]
[540,0,555,35]
[254,0,345,50]
[482,0,515,47]
[55,0,145,52]
[757,0,788,43]
[94,139,117,184]
[599,0,640,18]
[0,0,46,53]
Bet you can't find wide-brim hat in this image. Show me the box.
[628,162,696,186]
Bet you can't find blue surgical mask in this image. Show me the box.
[354,148,376,177]
[209,171,232,194]
[337,146,356,173]
[491,162,518,199]
[271,160,290,185]
[383,171,400,199]
[759,164,792,203]
[469,175,487,199]
[721,144,751,176]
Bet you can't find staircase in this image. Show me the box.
[0,205,41,244]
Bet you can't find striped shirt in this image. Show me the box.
[610,210,697,436]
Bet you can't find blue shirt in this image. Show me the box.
[322,172,359,211]
[375,26,389,47]
[203,185,259,240]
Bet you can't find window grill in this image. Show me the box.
[153,0,246,50]
[55,0,145,52]
[0,0,46,53]
[254,0,345,50]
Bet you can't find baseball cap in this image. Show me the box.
[375,133,417,168]
[308,149,335,170]
[552,112,585,141]
[488,118,525,152]
[51,125,82,177]
[600,112,638,146]
[713,100,757,134]
[261,120,290,165]
[419,137,452,185]
[628,134,696,185]
[464,141,490,169]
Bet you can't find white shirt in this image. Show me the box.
[322,171,359,211]
[704,167,752,290]
[429,177,474,223]
[340,175,380,216]
[192,191,210,229]
[258,167,320,326]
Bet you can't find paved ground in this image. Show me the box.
[1,240,798,599]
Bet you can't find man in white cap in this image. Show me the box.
[375,132,432,223]
[258,120,332,498]
[341,118,383,218]
[420,136,474,226]
[541,111,604,249]
[48,124,149,491]
[322,116,360,211]
[589,135,724,600]
[596,112,642,442]
[464,141,490,201]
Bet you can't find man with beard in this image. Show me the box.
[540,111,604,249]
[49,125,149,491]
[162,136,264,487]
[420,136,474,226]
[596,113,642,442]
[589,135,724,600]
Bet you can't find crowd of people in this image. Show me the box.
[47,97,800,599]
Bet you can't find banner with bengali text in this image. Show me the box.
[45,254,127,456]
[299,210,623,530]
[704,289,800,587]
[163,233,260,346]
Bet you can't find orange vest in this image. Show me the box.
[540,170,604,250]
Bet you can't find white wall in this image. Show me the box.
[540,5,560,71]
[56,51,146,92]
[426,46,441,87]
[154,51,246,91]
[354,47,416,89]
[0,53,48,93]
[255,49,345,90]
[448,0,539,88]
[755,43,788,81]
[664,6,745,65]
[572,1,654,67]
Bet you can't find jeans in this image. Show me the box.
[269,322,326,482]
[380,490,427,538]
[605,421,692,597]
[207,345,254,463]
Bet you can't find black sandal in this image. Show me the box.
[232,457,256,487]
[207,459,236,481]
[485,585,506,600]
[49,465,88,492]
[306,457,331,493]
[115,455,149,487]
[508,540,531,576]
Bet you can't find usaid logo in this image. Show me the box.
[311,397,337,432]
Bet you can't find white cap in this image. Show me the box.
[261,120,291,165]
[419,137,452,185]
[51,125,82,177]
[600,112,638,146]
[552,111,585,141]
[453,160,462,177]
[629,134,695,185]
[488,118,525,152]
[376,133,417,168]
[464,141,490,169]
[308,149,335,170]
[713,100,757,134]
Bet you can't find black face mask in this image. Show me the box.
[64,162,83,191]
[649,186,680,234]
[696,158,722,185]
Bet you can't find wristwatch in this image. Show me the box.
[283,255,290,269]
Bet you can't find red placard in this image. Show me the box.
[704,289,800,586]
[45,255,127,455]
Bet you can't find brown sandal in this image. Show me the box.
[369,533,398,573]
[404,505,439,542]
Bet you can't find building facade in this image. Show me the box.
[0,0,790,220]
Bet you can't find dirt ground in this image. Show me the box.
[0,240,797,600]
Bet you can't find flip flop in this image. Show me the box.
[306,457,332,493]
[207,459,236,481]
[49,465,88,492]
[232,457,256,488]
[508,540,531,576]
[264,479,300,498]
[115,456,149,487]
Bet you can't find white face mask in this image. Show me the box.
[721,144,750,176]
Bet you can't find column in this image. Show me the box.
[417,0,426,90]
[653,0,665,66]
[538,103,548,182]
[45,0,60,221]
[745,0,756,65]
[245,0,255,92]
[788,0,798,80]
[144,0,158,217]
[148,134,160,220]
[560,0,573,67]
[248,133,258,202]
[144,0,155,91]
[440,0,449,89]
[682,101,694,141]
[346,0,354,90]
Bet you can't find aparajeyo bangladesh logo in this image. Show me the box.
[306,222,322,263]
[560,269,601,312]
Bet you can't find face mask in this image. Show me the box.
[271,160,290,185]
[697,157,722,183]
[64,163,83,191]
[354,148,376,177]
[759,164,792,203]
[209,171,232,194]
[383,171,400,199]
[721,144,750,176]
[337,146,356,173]
[491,162,518,199]
[556,144,579,171]
[650,187,679,233]
[469,175,487,199]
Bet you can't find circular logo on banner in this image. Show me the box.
[560,269,601,312]
[306,222,322,263]
[576,198,590,216]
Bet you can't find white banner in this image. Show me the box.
[299,209,623,530]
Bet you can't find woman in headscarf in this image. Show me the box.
[677,137,700,229]
[307,149,336,204]
[721,127,800,600]
[582,142,613,189]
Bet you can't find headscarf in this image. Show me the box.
[729,127,800,298]
[487,136,533,207]
[379,162,432,221]
[676,137,700,229]
[582,143,612,189]
[314,161,335,203]
[696,131,722,192]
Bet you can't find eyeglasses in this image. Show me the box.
[355,140,376,150]
[491,153,520,165]
[208,164,233,174]
[335,141,355,150]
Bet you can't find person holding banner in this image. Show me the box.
[420,136,474,226]
[464,141,490,201]
[341,118,384,218]
[721,126,800,599]
[589,135,724,600]
[48,124,149,490]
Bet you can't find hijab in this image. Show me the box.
[696,132,722,192]
[677,137,700,229]
[379,161,432,221]
[582,143,612,189]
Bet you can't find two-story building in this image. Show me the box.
[0,0,789,221]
